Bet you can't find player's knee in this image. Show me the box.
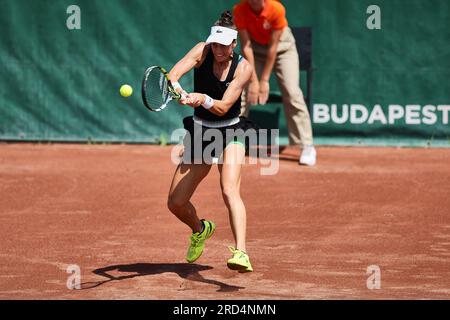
[167,195,186,213]
[221,184,239,202]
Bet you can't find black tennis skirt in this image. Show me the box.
[182,116,259,164]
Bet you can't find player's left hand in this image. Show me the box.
[259,80,270,105]
[178,93,192,106]
[177,93,189,105]
[182,92,204,108]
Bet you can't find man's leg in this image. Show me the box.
[274,45,314,147]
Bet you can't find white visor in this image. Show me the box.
[206,26,238,46]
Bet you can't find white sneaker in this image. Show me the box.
[299,145,317,166]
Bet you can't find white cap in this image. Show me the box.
[206,26,238,46]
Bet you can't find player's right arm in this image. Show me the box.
[168,42,208,100]
[168,42,206,83]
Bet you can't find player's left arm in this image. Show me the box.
[184,59,253,116]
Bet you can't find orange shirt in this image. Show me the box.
[233,0,288,45]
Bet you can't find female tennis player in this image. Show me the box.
[166,11,254,272]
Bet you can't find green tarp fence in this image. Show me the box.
[1,0,449,146]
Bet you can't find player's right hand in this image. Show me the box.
[176,88,189,100]
[177,89,190,105]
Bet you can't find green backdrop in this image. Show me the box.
[1,0,449,146]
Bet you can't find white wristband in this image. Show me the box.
[171,81,182,91]
[202,94,214,109]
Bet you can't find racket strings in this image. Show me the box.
[144,69,172,110]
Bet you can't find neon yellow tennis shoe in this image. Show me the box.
[227,246,253,273]
[186,219,216,263]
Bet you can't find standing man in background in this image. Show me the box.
[233,0,317,166]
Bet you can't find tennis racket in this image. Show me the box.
[141,66,185,112]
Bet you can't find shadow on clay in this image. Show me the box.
[80,263,244,293]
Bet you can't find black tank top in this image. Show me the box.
[194,48,241,121]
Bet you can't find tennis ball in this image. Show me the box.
[120,84,133,97]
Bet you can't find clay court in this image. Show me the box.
[0,143,449,299]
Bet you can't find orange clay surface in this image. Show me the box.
[0,144,449,299]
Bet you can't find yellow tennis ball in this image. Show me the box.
[120,84,133,97]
